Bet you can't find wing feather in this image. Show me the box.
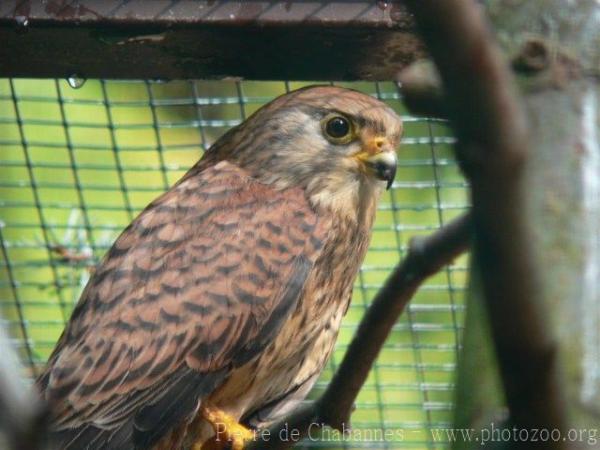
[38,160,328,449]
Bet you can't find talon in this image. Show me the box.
[197,403,254,450]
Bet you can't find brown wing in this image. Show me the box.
[37,160,328,449]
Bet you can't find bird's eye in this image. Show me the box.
[325,117,350,138]
[322,114,353,143]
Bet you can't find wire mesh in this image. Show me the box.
[0,79,469,449]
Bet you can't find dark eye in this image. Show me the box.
[325,116,351,139]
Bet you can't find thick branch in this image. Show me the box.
[403,0,567,446]
[396,60,447,119]
[246,212,471,450]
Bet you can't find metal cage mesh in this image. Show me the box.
[0,79,468,449]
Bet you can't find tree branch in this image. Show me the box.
[396,60,447,119]
[245,213,471,450]
[402,0,567,446]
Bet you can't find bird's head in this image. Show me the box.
[210,86,403,217]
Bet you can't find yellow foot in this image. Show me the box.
[196,403,254,450]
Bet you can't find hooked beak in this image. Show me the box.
[355,137,398,190]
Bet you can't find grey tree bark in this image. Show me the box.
[455,0,600,448]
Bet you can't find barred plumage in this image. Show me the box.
[38,86,402,450]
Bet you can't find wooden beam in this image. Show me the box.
[0,1,425,80]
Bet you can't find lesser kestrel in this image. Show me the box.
[37,86,403,450]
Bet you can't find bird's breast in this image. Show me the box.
[205,215,373,426]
